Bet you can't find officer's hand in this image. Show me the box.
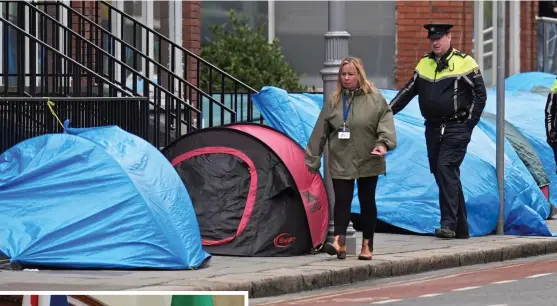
[371,144,387,156]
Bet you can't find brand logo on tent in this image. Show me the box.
[273,233,296,248]
[303,191,322,213]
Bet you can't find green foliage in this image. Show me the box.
[200,10,307,92]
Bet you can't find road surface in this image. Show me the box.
[251,253,557,306]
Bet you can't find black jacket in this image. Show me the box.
[389,47,487,128]
[545,78,557,142]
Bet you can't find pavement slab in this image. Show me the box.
[1,219,557,298]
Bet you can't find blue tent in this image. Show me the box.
[0,120,211,270]
[251,78,555,237]
[482,72,557,206]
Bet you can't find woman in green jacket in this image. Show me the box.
[305,56,397,260]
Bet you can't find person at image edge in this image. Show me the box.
[545,77,557,173]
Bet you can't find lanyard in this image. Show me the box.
[342,93,352,124]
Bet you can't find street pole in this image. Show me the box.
[320,1,356,254]
[495,0,506,235]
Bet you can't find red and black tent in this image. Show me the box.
[162,123,329,256]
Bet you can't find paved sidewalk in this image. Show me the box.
[2,220,557,298]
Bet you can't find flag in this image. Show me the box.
[171,295,214,306]
[22,295,69,306]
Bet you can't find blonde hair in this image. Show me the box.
[331,56,379,105]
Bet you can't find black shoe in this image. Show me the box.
[435,227,456,239]
[323,235,346,259]
[455,233,470,239]
[323,242,338,256]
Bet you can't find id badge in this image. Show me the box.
[338,131,350,139]
[338,125,350,139]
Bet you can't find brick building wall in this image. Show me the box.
[394,1,474,88]
[70,1,101,48]
[183,1,201,90]
[394,0,539,89]
[520,0,538,72]
[69,1,102,88]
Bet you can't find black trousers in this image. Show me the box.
[332,176,378,248]
[425,121,472,234]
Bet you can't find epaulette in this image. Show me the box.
[453,50,468,58]
[422,53,430,58]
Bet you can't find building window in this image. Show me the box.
[201,1,268,46]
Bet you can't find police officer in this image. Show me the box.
[388,24,487,239]
[545,77,557,172]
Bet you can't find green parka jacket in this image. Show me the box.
[304,88,397,179]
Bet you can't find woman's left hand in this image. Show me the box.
[371,144,387,156]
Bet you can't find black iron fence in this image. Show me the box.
[93,0,261,124]
[0,12,130,98]
[0,2,211,148]
[0,97,151,154]
[27,0,262,126]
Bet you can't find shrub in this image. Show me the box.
[200,10,307,93]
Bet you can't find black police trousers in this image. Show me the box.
[425,121,472,235]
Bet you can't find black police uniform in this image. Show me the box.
[545,77,557,172]
[388,24,487,239]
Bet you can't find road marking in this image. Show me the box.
[256,262,527,305]
[526,273,553,278]
[259,273,461,304]
[372,300,402,304]
[332,297,381,302]
[451,286,481,291]
[491,280,517,284]
[419,293,442,298]
[255,258,557,305]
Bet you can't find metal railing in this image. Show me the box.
[0,14,133,98]
[29,1,236,122]
[0,11,184,147]
[0,97,150,154]
[1,1,232,148]
[536,16,557,73]
[68,0,262,125]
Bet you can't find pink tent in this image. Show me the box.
[162,123,328,257]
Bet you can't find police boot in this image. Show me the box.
[324,235,347,259]
[358,239,373,261]
[435,226,456,239]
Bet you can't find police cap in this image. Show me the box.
[423,23,453,40]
